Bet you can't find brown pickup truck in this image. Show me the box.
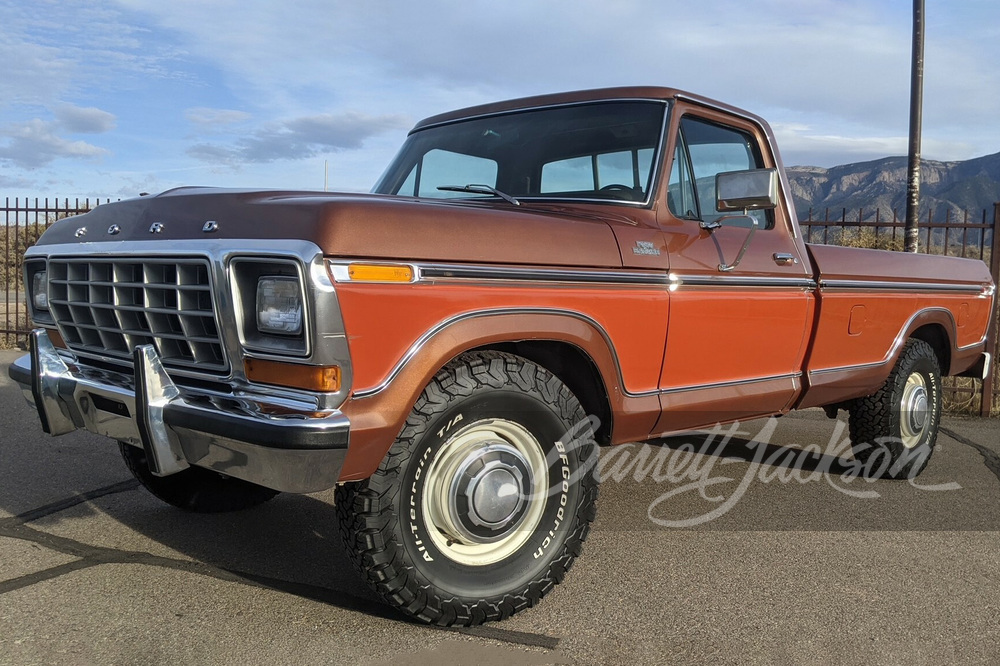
[9,86,995,626]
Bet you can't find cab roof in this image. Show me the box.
[411,86,765,132]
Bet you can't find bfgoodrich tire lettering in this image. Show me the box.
[335,351,599,626]
[847,338,942,479]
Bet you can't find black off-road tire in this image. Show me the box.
[120,442,280,512]
[847,338,942,480]
[335,351,599,626]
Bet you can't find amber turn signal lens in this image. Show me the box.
[244,357,341,392]
[47,328,67,349]
[347,263,414,283]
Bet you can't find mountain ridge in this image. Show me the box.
[786,151,1000,221]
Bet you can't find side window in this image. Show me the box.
[412,149,498,198]
[667,137,697,219]
[668,117,770,229]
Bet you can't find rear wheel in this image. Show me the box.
[119,442,280,512]
[335,351,599,626]
[847,338,942,479]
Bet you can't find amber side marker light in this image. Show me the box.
[347,263,414,283]
[46,328,68,349]
[244,357,341,392]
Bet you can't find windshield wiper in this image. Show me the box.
[437,184,520,206]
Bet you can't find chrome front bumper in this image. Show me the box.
[8,330,350,493]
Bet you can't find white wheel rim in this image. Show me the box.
[422,419,548,566]
[900,372,929,449]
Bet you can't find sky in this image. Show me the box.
[1,0,998,202]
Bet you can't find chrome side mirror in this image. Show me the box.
[716,168,779,212]
[714,216,758,272]
[699,168,777,272]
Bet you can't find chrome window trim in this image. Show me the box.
[393,98,671,209]
[414,97,670,133]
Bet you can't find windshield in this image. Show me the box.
[373,100,668,205]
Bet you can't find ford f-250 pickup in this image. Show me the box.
[9,87,995,626]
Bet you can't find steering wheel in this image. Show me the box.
[598,184,639,200]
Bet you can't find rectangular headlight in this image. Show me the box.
[231,258,307,356]
[32,270,49,310]
[256,276,302,335]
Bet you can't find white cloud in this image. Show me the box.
[0,171,36,190]
[187,111,409,164]
[0,104,117,169]
[0,42,75,108]
[773,122,979,168]
[0,1,188,108]
[53,105,117,134]
[0,118,109,169]
[185,107,252,128]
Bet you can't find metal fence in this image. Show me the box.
[2,198,109,347]
[800,203,1000,416]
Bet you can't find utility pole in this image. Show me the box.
[904,0,924,253]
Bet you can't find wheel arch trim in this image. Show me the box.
[352,307,646,400]
[338,308,634,481]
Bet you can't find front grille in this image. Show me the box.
[47,257,227,373]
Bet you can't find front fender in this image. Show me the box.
[337,309,634,481]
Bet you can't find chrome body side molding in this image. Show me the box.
[819,278,990,295]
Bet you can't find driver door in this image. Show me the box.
[654,107,814,434]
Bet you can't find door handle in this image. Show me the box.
[773,253,798,266]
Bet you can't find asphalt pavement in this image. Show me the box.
[1,349,999,665]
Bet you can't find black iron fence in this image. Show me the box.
[800,203,1000,416]
[2,198,109,347]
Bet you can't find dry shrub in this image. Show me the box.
[2,223,47,290]
[835,227,906,252]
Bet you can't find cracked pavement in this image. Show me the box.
[2,349,1000,665]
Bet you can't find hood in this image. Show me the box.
[36,187,626,268]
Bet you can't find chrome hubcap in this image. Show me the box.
[449,443,530,540]
[423,419,547,566]
[900,372,929,448]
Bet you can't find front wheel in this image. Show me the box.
[847,338,942,479]
[120,442,280,512]
[335,351,599,626]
